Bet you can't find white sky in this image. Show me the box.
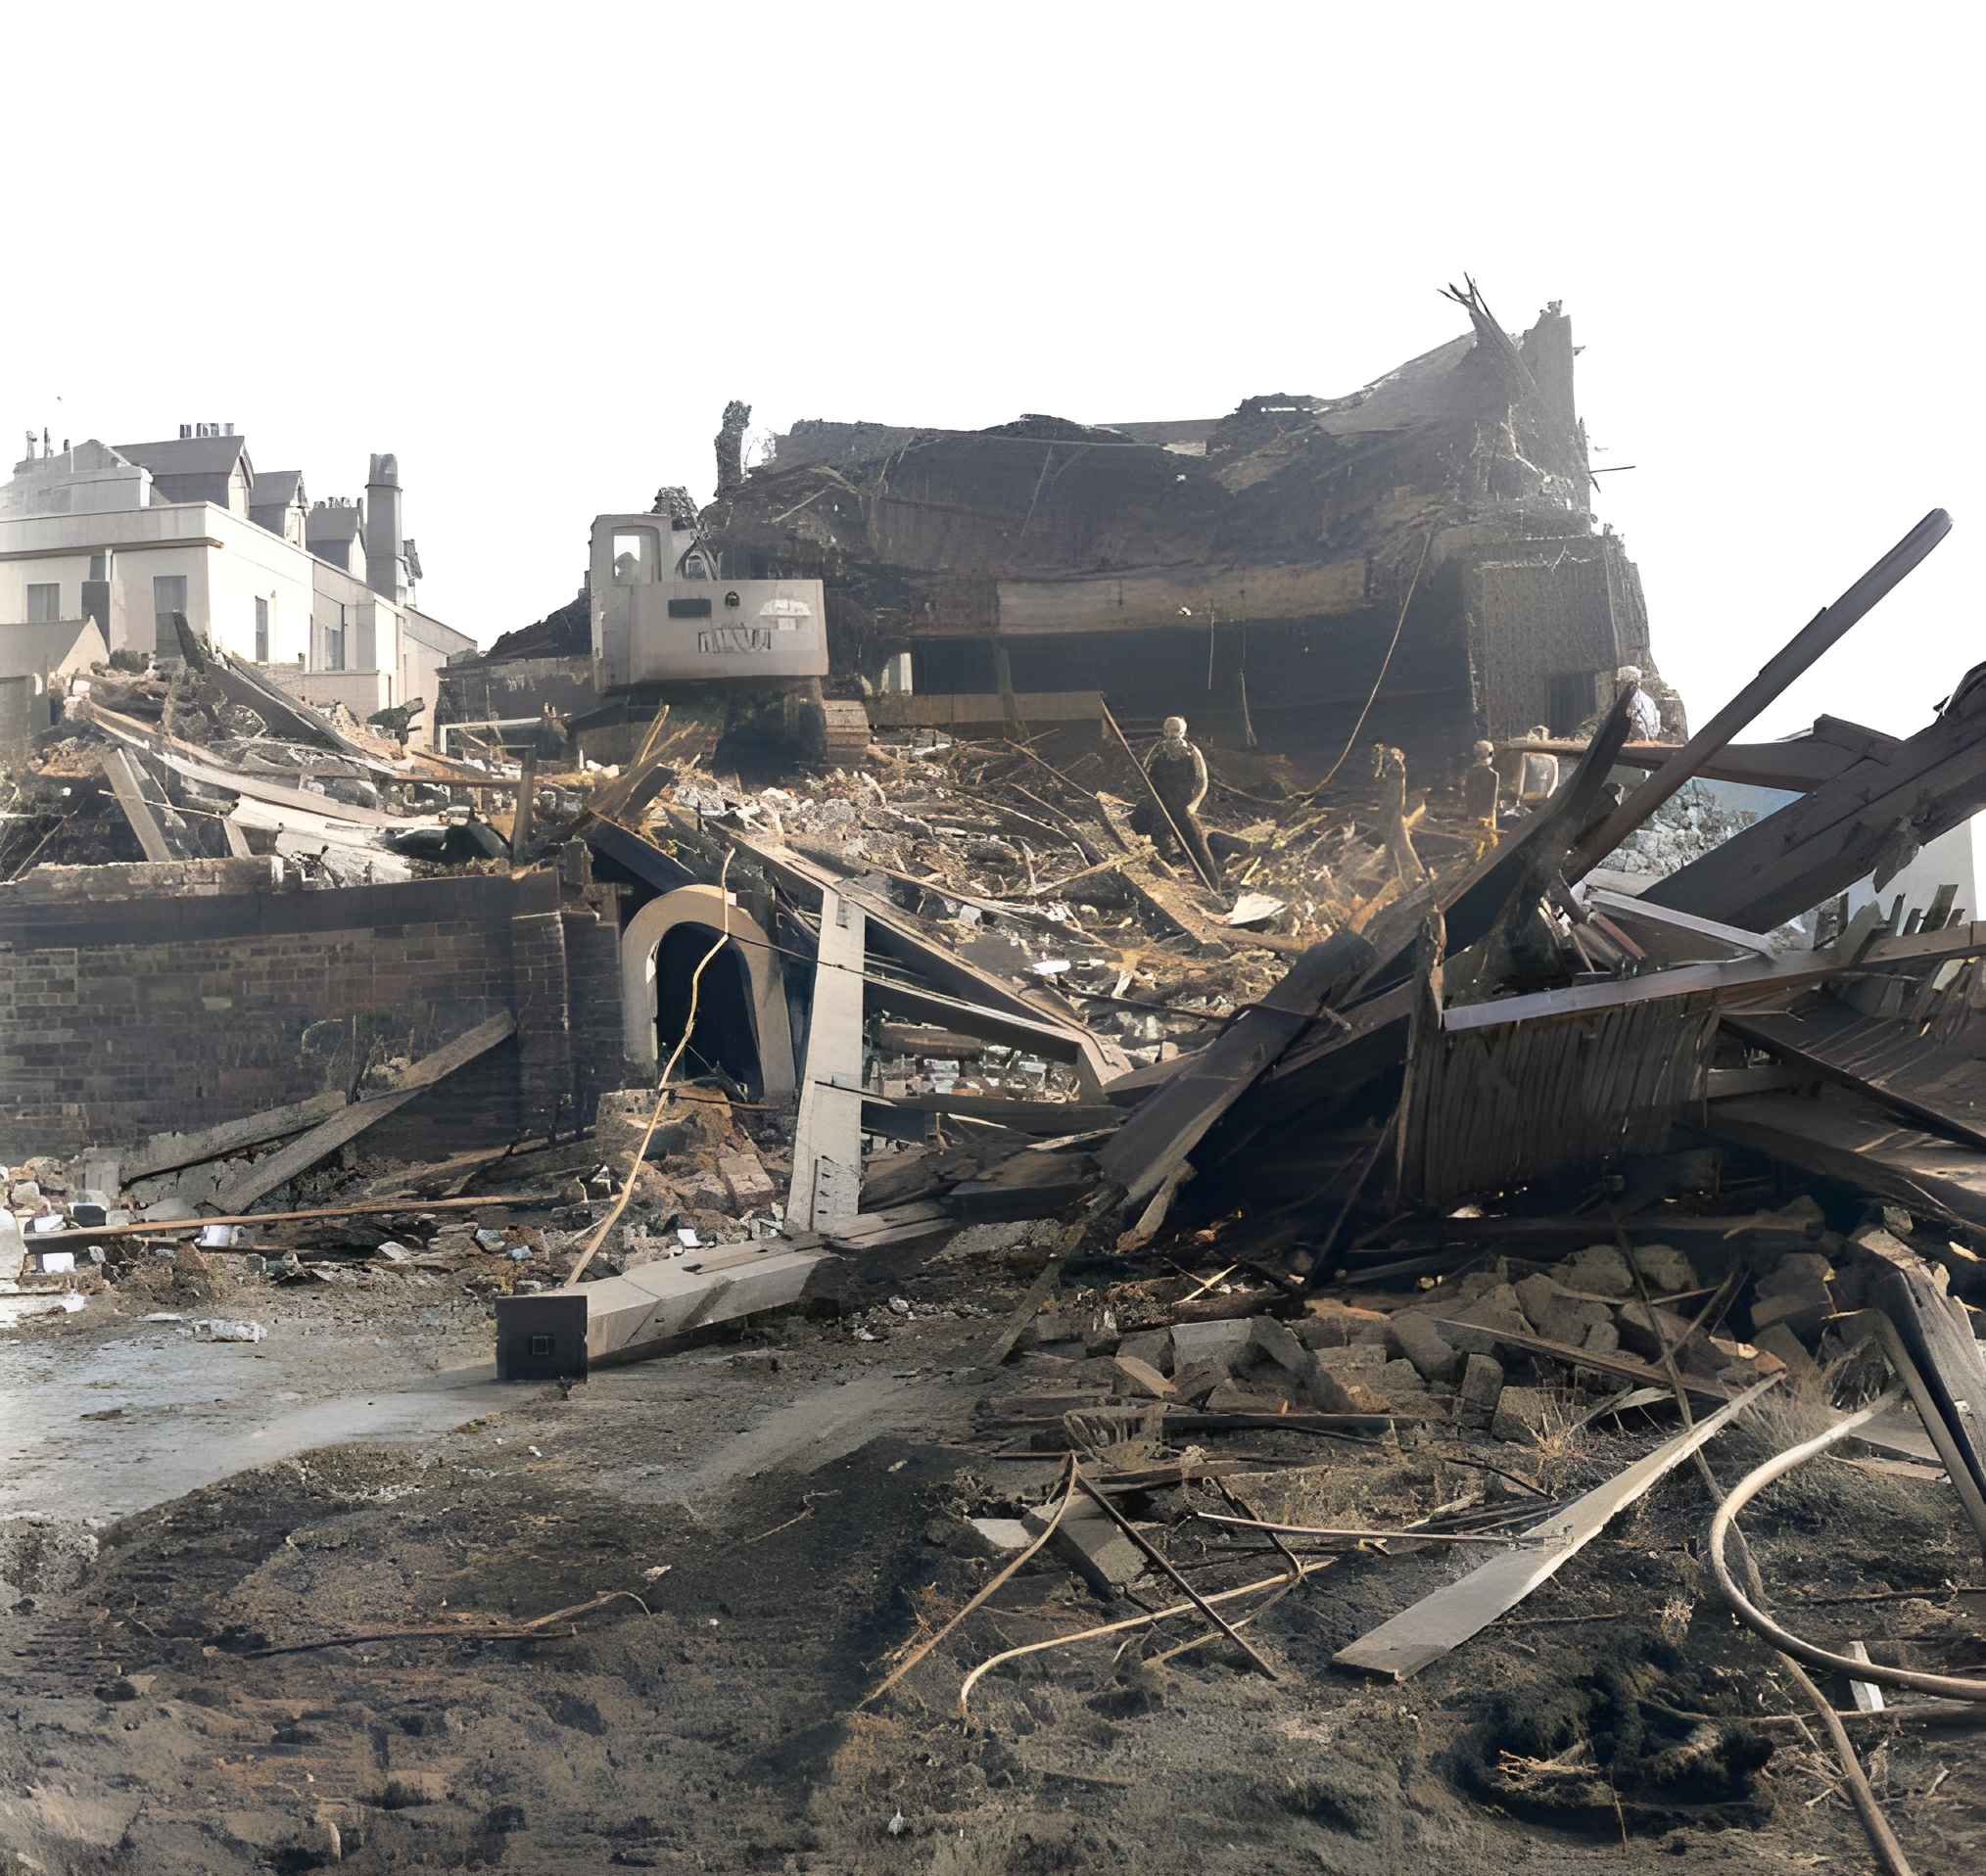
[5,3,1977,740]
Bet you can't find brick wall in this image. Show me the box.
[0,865,572,1158]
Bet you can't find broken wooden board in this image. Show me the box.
[1708,1090,1986,1230]
[1726,1003,1986,1153]
[1402,991,1722,1208]
[1645,648,1986,931]
[789,886,867,1233]
[1441,948,1848,1033]
[540,1241,838,1366]
[862,1092,1122,1136]
[99,747,178,862]
[1100,928,1374,1205]
[210,1012,517,1211]
[732,829,1132,1091]
[1609,721,1897,794]
[117,1090,352,1182]
[1432,1320,1739,1401]
[1334,1377,1779,1679]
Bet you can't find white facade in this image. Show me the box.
[0,439,474,743]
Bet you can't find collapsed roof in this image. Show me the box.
[700,282,1662,772]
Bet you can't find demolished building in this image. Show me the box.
[441,284,1676,780]
[10,313,1986,1875]
[702,282,1673,769]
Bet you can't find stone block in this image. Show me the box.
[1118,1328,1172,1374]
[1168,1358,1230,1406]
[1204,1379,1293,1414]
[1631,1243,1697,1294]
[1560,1243,1633,1296]
[1023,1496,1146,1595]
[1387,1309,1464,1384]
[1169,1316,1254,1372]
[1491,1385,1554,1446]
[1459,1352,1505,1420]
[1750,1322,1817,1375]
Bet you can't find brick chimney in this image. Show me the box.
[364,452,403,601]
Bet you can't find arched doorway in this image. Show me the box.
[618,884,796,1096]
[654,922,761,1091]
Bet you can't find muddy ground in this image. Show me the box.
[4,1243,1984,1875]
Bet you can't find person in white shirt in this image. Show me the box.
[1619,666,1663,741]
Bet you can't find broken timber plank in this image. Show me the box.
[566,1243,838,1367]
[1567,510,1952,879]
[118,1089,351,1181]
[100,748,175,862]
[211,1012,517,1211]
[1441,949,1848,1032]
[734,828,1132,1089]
[1334,1377,1779,1679]
[1100,928,1374,1205]
[1708,1091,1986,1231]
[1646,672,1986,931]
[1433,1320,1736,1401]
[1726,1004,1986,1154]
[789,886,867,1233]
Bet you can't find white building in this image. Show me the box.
[0,428,474,743]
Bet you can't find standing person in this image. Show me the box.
[1132,716,1220,885]
[1618,666,1663,741]
[1373,743,1429,881]
[1460,739,1501,855]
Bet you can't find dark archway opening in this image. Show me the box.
[655,922,762,1097]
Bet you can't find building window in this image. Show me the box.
[153,574,188,634]
[255,596,269,663]
[87,554,107,581]
[326,602,347,672]
[25,584,60,624]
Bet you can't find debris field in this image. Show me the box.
[4,477,1986,1869]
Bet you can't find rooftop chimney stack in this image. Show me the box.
[363,452,403,602]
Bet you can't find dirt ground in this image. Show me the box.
[4,1243,1984,1875]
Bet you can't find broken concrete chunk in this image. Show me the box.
[1168,1358,1231,1407]
[1117,1328,1172,1374]
[1204,1379,1293,1415]
[1631,1243,1697,1293]
[1614,1299,1695,1359]
[1751,1322,1818,1375]
[1299,1298,1388,1347]
[968,1516,1034,1553]
[1022,1496,1145,1595]
[1749,1281,1832,1341]
[719,1151,774,1210]
[1169,1317,1253,1373]
[1491,1385,1555,1446]
[1110,1354,1173,1399]
[1387,1310,1464,1384]
[1583,1317,1622,1356]
[1248,1316,1312,1381]
[1459,1352,1505,1420]
[1762,1249,1835,1291]
[1560,1243,1633,1296]
[1379,1358,1427,1398]
[1311,1341,1386,1374]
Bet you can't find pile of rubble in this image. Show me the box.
[11,513,1986,1872]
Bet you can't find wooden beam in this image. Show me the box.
[1333,1379,1779,1679]
[118,1089,351,1181]
[99,748,173,862]
[1567,509,1952,879]
[788,888,867,1232]
[211,1012,517,1211]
